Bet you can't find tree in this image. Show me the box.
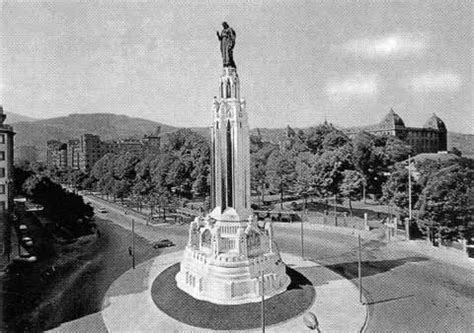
[294,152,316,209]
[417,164,473,241]
[266,148,296,208]
[351,132,408,199]
[321,130,350,151]
[312,144,353,207]
[22,173,93,237]
[250,142,277,203]
[450,147,462,157]
[304,123,335,154]
[381,163,422,218]
[340,170,364,215]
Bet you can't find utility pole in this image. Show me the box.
[358,234,363,304]
[300,218,304,260]
[261,271,265,333]
[408,155,412,221]
[132,218,135,269]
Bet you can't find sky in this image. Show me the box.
[1,0,472,133]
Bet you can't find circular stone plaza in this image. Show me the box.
[97,251,367,332]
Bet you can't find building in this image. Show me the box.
[345,109,447,154]
[46,128,163,171]
[46,140,68,169]
[176,37,290,304]
[78,134,102,171]
[67,139,80,170]
[0,106,14,217]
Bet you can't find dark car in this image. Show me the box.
[152,239,174,249]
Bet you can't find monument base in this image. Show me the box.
[176,211,290,305]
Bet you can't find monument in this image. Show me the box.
[176,23,290,305]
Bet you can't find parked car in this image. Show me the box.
[98,207,108,213]
[21,237,33,247]
[18,224,28,234]
[152,239,175,249]
[13,254,37,263]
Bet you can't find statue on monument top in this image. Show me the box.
[216,22,236,68]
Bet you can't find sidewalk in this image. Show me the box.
[389,240,474,270]
[52,251,367,332]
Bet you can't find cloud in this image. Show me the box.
[342,33,428,58]
[407,72,462,92]
[326,74,379,101]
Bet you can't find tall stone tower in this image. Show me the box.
[176,24,290,304]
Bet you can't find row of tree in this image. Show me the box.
[48,124,472,241]
[383,157,473,241]
[251,124,412,212]
[58,129,210,211]
[14,166,94,237]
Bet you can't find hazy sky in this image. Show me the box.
[1,0,472,133]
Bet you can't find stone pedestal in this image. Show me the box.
[176,211,290,304]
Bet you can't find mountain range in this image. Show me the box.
[6,112,473,161]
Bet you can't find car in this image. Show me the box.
[19,224,28,234]
[21,237,33,247]
[13,254,37,263]
[98,207,108,213]
[152,239,175,249]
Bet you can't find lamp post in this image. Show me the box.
[358,234,363,304]
[129,217,135,269]
[407,155,412,222]
[300,217,305,260]
[260,271,265,333]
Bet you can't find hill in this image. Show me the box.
[448,132,474,158]
[14,113,177,160]
[12,113,473,162]
[4,112,38,123]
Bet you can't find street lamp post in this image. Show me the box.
[260,271,265,333]
[358,234,363,304]
[131,218,135,269]
[300,218,304,260]
[408,155,413,222]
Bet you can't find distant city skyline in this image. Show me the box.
[1,1,472,134]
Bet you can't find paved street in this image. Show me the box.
[85,197,474,332]
[5,195,471,331]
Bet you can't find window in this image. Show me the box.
[0,151,4,160]
[0,134,4,144]
[0,168,4,178]
[0,185,5,194]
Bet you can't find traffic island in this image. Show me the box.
[151,263,315,330]
[97,251,367,332]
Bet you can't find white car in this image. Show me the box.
[14,255,37,263]
[22,237,33,247]
[98,207,108,213]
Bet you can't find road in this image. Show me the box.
[4,195,472,331]
[91,198,473,332]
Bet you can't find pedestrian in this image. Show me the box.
[128,246,133,256]
[97,229,101,238]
